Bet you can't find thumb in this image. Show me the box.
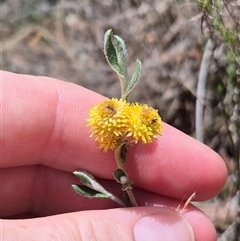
[3,207,200,241]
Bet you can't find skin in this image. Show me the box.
[1,71,227,240]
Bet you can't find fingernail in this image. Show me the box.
[134,208,195,241]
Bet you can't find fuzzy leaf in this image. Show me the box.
[73,171,93,185]
[123,59,142,99]
[113,168,127,183]
[104,29,124,78]
[72,171,125,206]
[113,35,128,77]
[73,171,106,193]
[113,169,133,188]
[114,141,128,165]
[72,184,111,198]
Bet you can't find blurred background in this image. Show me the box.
[1,0,239,239]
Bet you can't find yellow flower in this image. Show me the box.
[87,98,128,151]
[87,98,163,151]
[125,103,163,144]
[94,133,120,152]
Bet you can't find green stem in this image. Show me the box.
[118,75,126,99]
[125,188,138,207]
[114,141,138,207]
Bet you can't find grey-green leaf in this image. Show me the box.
[73,171,106,193]
[113,35,128,78]
[104,29,124,77]
[113,168,127,183]
[72,171,125,206]
[123,59,142,99]
[72,184,111,198]
[73,171,95,185]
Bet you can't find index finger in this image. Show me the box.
[1,71,227,201]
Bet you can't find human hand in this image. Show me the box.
[1,71,227,241]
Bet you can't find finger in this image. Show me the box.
[1,71,227,200]
[2,206,216,241]
[1,165,190,217]
[1,165,117,217]
[0,165,218,219]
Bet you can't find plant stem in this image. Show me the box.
[114,142,138,207]
[118,75,126,99]
[126,188,138,207]
[110,195,126,207]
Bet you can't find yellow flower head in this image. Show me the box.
[125,103,163,144]
[87,98,128,151]
[87,98,163,151]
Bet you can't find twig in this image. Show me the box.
[217,219,238,241]
[195,38,215,142]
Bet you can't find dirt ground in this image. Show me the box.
[1,0,239,239]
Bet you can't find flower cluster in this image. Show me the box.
[87,98,163,151]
